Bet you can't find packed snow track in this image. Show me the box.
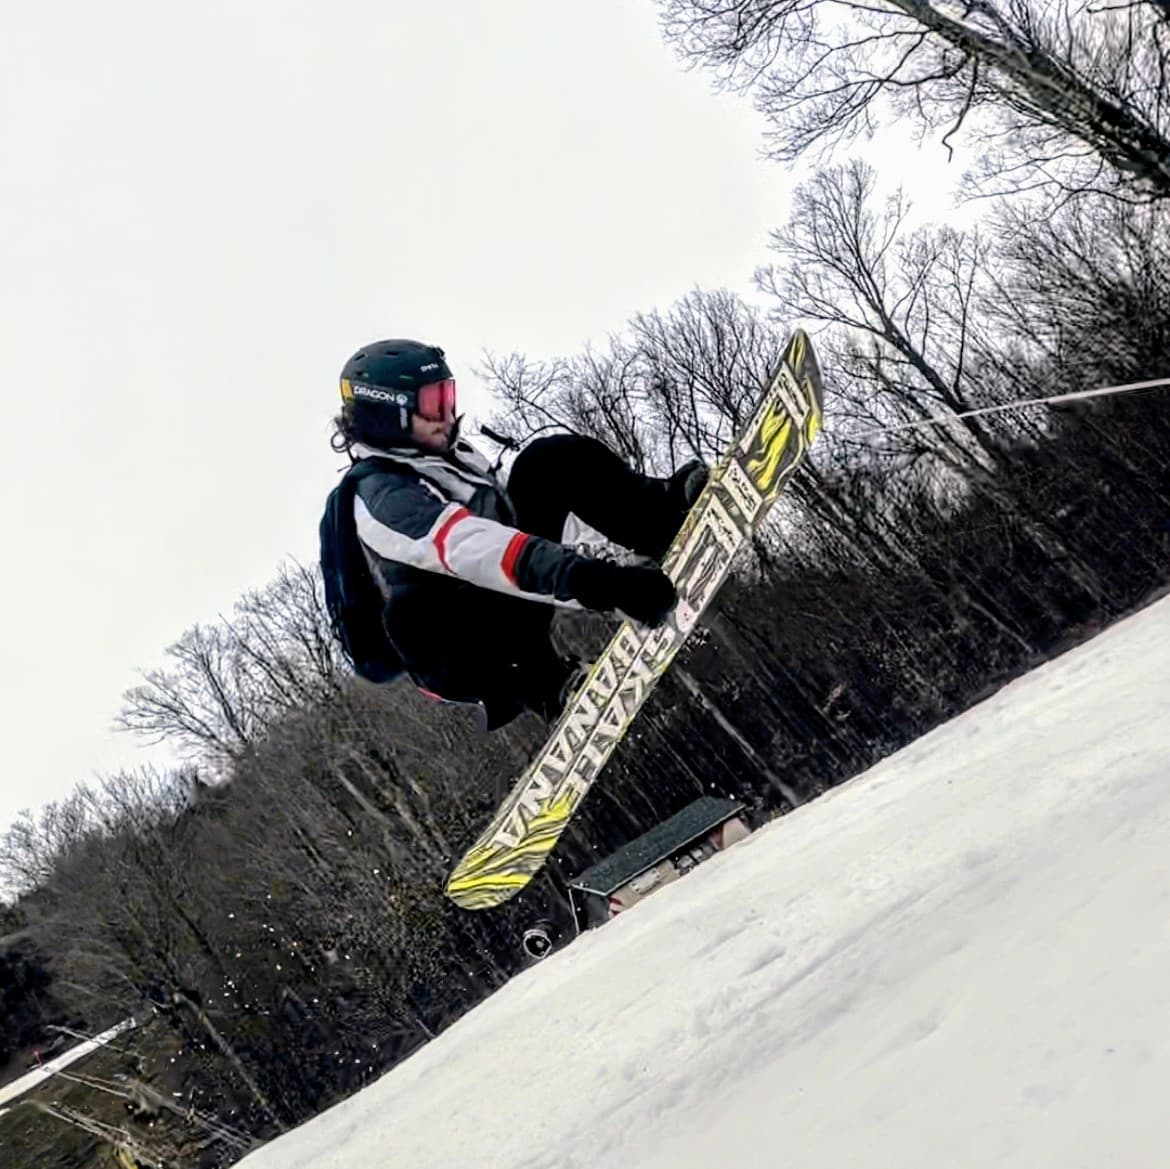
[240,596,1170,1169]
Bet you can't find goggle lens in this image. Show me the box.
[417,378,457,422]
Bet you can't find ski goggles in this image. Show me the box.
[415,378,457,422]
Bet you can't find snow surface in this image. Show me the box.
[239,596,1170,1169]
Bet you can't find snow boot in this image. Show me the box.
[640,459,709,561]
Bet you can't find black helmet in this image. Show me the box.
[339,339,454,447]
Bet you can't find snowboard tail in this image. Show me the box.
[446,330,824,910]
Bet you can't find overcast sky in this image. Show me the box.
[0,1,960,837]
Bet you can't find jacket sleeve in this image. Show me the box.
[354,473,582,606]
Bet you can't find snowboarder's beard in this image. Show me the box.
[411,413,461,453]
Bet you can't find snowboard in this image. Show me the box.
[445,329,825,910]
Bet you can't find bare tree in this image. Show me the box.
[627,289,787,461]
[755,160,1153,609]
[481,344,653,468]
[981,193,1170,505]
[1,794,94,897]
[117,623,255,762]
[987,195,1170,380]
[658,0,1170,201]
[758,159,1012,479]
[481,288,788,470]
[117,562,344,765]
[17,769,286,1125]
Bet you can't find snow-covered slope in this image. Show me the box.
[240,597,1170,1169]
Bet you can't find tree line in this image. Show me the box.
[2,1,1169,1164]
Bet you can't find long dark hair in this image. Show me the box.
[330,402,403,456]
[331,404,359,456]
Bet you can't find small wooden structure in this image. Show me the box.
[568,796,750,930]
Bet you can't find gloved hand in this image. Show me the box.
[565,557,678,627]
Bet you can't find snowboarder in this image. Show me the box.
[326,338,708,730]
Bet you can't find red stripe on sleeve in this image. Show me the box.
[433,506,471,572]
[501,532,529,584]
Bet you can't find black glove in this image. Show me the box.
[565,557,677,627]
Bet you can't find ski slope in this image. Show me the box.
[240,596,1170,1169]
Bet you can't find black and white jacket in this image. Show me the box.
[349,438,584,611]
